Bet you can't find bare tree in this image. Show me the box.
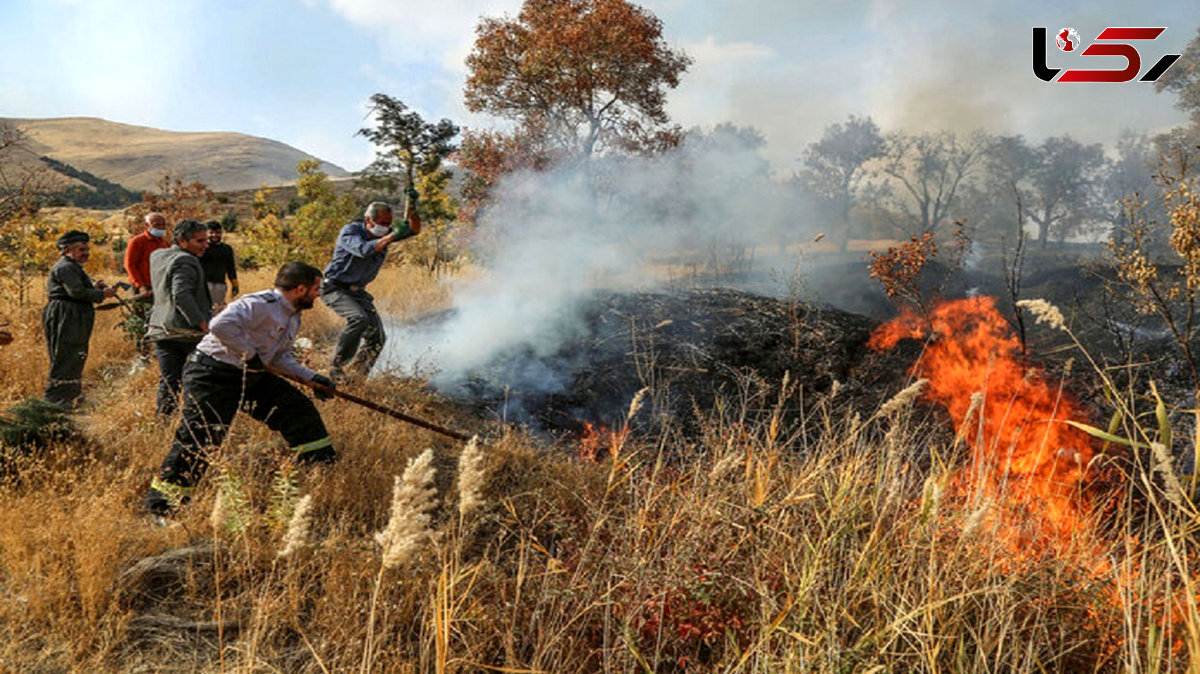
[0,124,62,225]
[879,130,988,237]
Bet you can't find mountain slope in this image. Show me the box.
[1,117,350,192]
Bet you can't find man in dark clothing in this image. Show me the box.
[147,219,211,417]
[321,193,420,381]
[43,231,116,407]
[144,262,337,516]
[201,221,238,313]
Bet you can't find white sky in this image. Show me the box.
[0,0,1195,174]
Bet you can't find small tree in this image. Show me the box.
[124,174,217,234]
[243,162,356,268]
[464,0,690,161]
[357,94,459,195]
[406,168,462,275]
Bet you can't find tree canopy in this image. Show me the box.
[464,0,691,161]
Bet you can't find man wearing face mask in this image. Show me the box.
[43,230,116,407]
[320,191,421,381]
[123,212,170,357]
[125,212,170,296]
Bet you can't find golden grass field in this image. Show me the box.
[1,256,1200,673]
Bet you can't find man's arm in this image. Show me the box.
[57,263,106,304]
[268,345,316,382]
[123,237,143,288]
[337,225,379,258]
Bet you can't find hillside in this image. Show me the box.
[1,117,350,192]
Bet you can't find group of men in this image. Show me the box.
[39,192,421,516]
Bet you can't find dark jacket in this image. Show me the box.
[147,245,211,343]
[200,241,238,284]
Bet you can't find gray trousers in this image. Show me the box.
[320,282,385,373]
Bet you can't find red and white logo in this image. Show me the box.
[1056,27,1081,51]
[1033,26,1181,83]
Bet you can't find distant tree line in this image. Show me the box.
[40,156,140,209]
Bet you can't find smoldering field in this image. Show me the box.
[4,127,1200,672]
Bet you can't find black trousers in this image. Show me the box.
[320,283,385,374]
[154,340,195,417]
[145,354,335,513]
[42,300,94,407]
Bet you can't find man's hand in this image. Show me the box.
[245,354,265,371]
[230,281,239,298]
[311,373,336,400]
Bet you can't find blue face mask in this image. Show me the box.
[149,228,166,238]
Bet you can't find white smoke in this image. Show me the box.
[378,126,819,392]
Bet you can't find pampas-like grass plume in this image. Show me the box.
[456,436,487,518]
[278,494,315,558]
[210,489,227,533]
[1150,441,1186,508]
[375,449,438,569]
[878,379,928,418]
[1016,298,1066,331]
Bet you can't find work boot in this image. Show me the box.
[297,446,338,466]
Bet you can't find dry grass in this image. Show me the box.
[1,262,1199,672]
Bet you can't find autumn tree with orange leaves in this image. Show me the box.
[464,0,691,163]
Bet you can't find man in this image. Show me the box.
[143,262,337,516]
[321,190,421,381]
[125,212,170,295]
[123,212,170,355]
[42,231,116,407]
[147,219,211,417]
[200,220,239,313]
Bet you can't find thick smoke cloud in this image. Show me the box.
[379,127,818,394]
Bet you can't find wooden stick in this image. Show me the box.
[264,365,472,442]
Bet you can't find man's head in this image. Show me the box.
[275,261,323,310]
[144,212,167,237]
[207,221,223,244]
[56,230,90,264]
[175,219,210,257]
[364,202,393,238]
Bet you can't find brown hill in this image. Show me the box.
[1,117,350,193]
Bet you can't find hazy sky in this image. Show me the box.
[1,0,1195,174]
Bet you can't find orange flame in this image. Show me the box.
[871,296,1097,553]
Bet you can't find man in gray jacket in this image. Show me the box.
[147,219,211,416]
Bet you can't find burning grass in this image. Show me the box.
[1,266,1199,671]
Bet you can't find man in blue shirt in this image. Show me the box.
[321,193,420,380]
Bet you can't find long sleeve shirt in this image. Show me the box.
[322,222,388,287]
[46,257,105,304]
[200,242,238,284]
[124,231,169,290]
[197,289,315,381]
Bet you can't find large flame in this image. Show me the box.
[871,296,1097,552]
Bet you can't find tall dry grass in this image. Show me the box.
[0,262,1199,672]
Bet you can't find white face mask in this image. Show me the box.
[367,224,391,238]
[149,228,166,238]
